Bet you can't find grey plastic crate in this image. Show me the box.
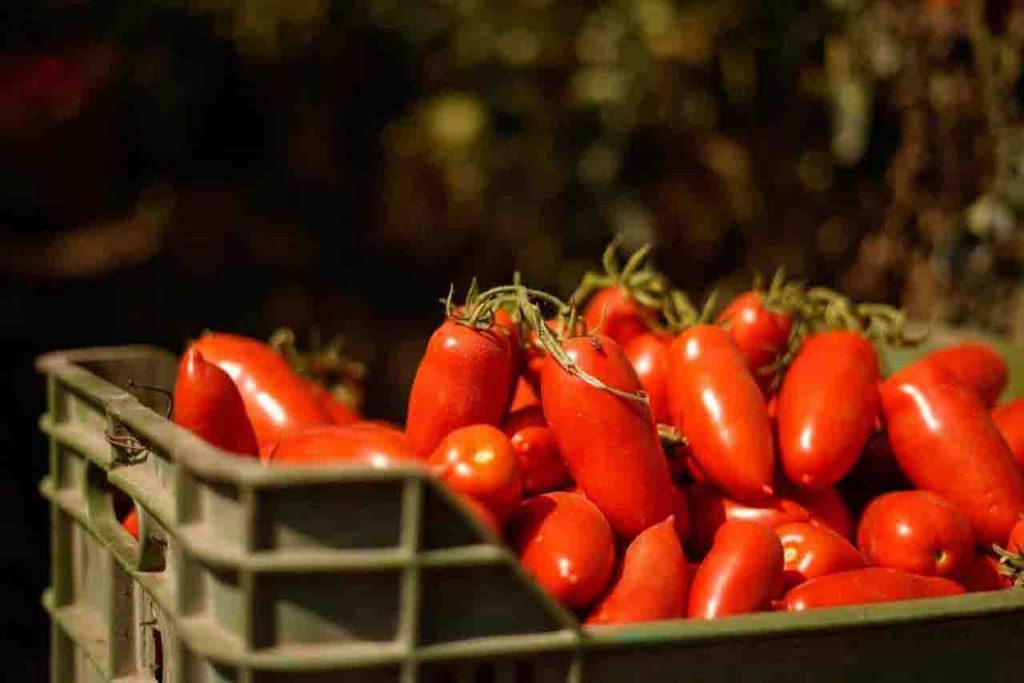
[38,344,1024,682]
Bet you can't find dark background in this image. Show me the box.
[1,1,1018,678]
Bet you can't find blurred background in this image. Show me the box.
[3,0,1023,677]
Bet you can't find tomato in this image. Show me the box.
[586,516,689,625]
[880,360,1024,546]
[405,318,516,456]
[776,522,865,592]
[509,377,539,412]
[857,490,974,579]
[306,380,360,425]
[502,407,571,495]
[511,491,616,610]
[173,348,260,456]
[624,331,672,424]
[958,553,1012,592]
[777,332,880,490]
[669,485,691,544]
[458,494,503,536]
[992,398,1024,469]
[687,483,811,556]
[687,520,784,619]
[1008,517,1024,553]
[787,486,855,540]
[540,334,672,539]
[666,325,775,501]
[923,342,1007,407]
[267,423,421,467]
[716,290,793,396]
[777,567,965,611]
[429,425,522,520]
[192,333,329,448]
[122,508,139,539]
[582,287,657,348]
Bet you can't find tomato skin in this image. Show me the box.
[458,495,503,536]
[857,490,975,579]
[923,342,1007,407]
[540,335,673,539]
[405,319,516,457]
[511,492,617,610]
[688,520,784,619]
[429,425,522,520]
[122,508,139,539]
[174,348,260,457]
[666,325,776,501]
[789,486,855,540]
[307,381,361,425]
[1008,518,1024,553]
[776,522,866,592]
[992,398,1024,469]
[267,424,421,467]
[777,332,880,490]
[717,291,793,396]
[509,377,540,412]
[582,287,656,347]
[687,483,811,556]
[192,333,329,448]
[669,485,691,544]
[586,516,689,625]
[958,553,1012,592]
[624,332,672,424]
[880,361,1024,546]
[778,567,965,611]
[502,407,571,495]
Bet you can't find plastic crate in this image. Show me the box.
[38,342,1024,683]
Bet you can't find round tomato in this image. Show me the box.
[777,332,880,490]
[688,519,784,619]
[717,290,793,396]
[776,522,865,592]
[174,347,260,457]
[540,334,672,539]
[510,491,616,610]
[586,516,689,625]
[880,361,1024,546]
[192,333,329,448]
[666,325,776,501]
[429,424,522,520]
[857,490,975,579]
[582,287,657,348]
[778,567,965,611]
[405,318,516,457]
[502,407,571,495]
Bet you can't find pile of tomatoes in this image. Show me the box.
[123,243,1024,626]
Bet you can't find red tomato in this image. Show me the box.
[268,424,420,467]
[511,491,616,610]
[687,520,784,619]
[173,348,260,456]
[624,331,672,424]
[880,361,1024,546]
[777,332,880,490]
[857,490,975,579]
[669,485,691,544]
[687,483,811,556]
[582,287,657,347]
[429,425,522,520]
[992,398,1024,469]
[776,522,866,592]
[502,407,571,495]
[787,486,855,540]
[458,494,503,536]
[306,381,360,425]
[958,553,1012,592]
[509,377,540,412]
[717,290,793,396]
[405,319,516,456]
[923,342,1007,407]
[192,333,329,448]
[778,567,965,611]
[1008,517,1024,553]
[586,516,689,625]
[540,335,672,539]
[122,508,139,539]
[666,325,776,501]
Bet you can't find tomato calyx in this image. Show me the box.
[570,239,672,317]
[269,327,366,410]
[993,544,1024,587]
